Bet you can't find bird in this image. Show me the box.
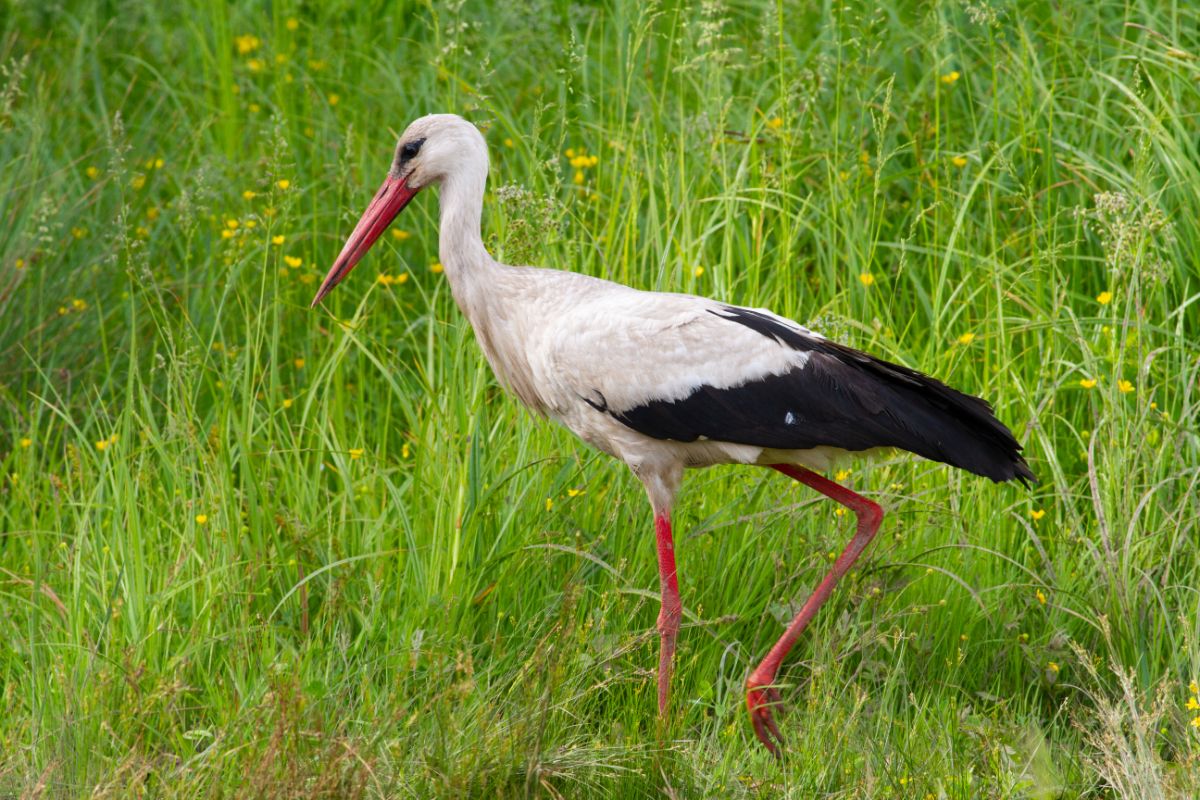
[310,113,1034,756]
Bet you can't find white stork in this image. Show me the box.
[311,114,1034,755]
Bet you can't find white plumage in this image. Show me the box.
[312,114,1033,755]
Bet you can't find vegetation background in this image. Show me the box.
[2,0,1198,797]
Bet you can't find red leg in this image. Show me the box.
[654,512,682,718]
[746,464,884,756]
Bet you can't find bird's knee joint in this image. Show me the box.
[657,604,681,634]
[857,502,884,529]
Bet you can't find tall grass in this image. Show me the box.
[1,1,1198,797]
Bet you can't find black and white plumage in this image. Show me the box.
[615,305,1032,484]
[311,114,1034,755]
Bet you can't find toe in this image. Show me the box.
[746,684,786,756]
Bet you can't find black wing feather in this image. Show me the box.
[610,306,1035,485]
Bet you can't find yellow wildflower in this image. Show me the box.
[1190,681,1198,694]
[1096,290,1112,305]
[1036,589,1047,605]
[835,469,852,481]
[15,258,25,269]
[195,513,209,525]
[1047,661,1059,673]
[131,174,146,190]
[274,53,288,65]
[504,137,514,147]
[565,148,576,158]
[71,298,87,311]
[243,190,257,200]
[277,179,290,190]
[1187,697,1200,711]
[567,488,585,497]
[956,332,976,345]
[272,234,285,245]
[71,227,87,239]
[1191,716,1200,729]
[396,272,410,284]
[573,170,585,184]
[430,262,444,274]
[951,156,968,168]
[767,116,783,130]
[545,497,554,512]
[85,166,100,179]
[941,70,961,85]
[284,256,302,268]
[1117,379,1133,393]
[349,449,364,460]
[286,18,299,31]
[234,34,260,55]
[221,229,235,239]
[154,158,164,169]
[293,358,305,369]
[226,219,239,229]
[247,58,264,72]
[244,220,256,228]
[1079,378,1097,389]
[401,443,411,458]
[391,229,411,240]
[1030,509,1046,520]
[95,439,109,451]
[20,437,32,448]
[146,207,159,221]
[693,266,704,277]
[282,398,293,409]
[328,93,340,106]
[307,59,326,71]
[859,273,875,287]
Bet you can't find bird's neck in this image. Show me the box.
[437,169,495,311]
[435,167,546,410]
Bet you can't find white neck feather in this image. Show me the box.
[435,153,546,408]
[437,158,496,314]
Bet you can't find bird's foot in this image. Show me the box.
[746,679,785,757]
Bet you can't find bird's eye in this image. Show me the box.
[400,138,425,162]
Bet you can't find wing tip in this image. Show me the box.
[981,451,1036,487]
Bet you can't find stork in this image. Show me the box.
[311,114,1034,755]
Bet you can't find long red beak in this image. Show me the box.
[310,175,420,307]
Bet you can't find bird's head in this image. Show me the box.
[310,113,487,307]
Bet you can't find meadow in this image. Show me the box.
[2,0,1199,796]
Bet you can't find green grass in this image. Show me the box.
[2,1,1199,797]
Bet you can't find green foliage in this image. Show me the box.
[1,0,1198,796]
